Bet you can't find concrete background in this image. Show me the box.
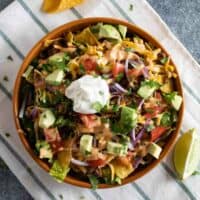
[0,0,200,199]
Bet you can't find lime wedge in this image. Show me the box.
[173,128,200,179]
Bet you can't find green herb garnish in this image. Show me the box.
[88,174,99,190]
[92,101,103,112]
[115,72,124,82]
[160,57,168,64]
[160,112,172,127]
[125,47,133,52]
[79,64,85,74]
[59,194,63,200]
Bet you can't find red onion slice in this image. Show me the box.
[71,158,89,167]
[142,66,149,78]
[138,99,145,111]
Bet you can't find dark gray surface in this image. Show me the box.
[0,0,200,199]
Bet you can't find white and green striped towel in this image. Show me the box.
[0,0,200,199]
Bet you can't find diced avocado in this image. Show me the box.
[80,135,93,155]
[171,95,182,111]
[137,85,156,99]
[99,25,122,41]
[107,141,128,156]
[39,109,55,129]
[163,92,182,111]
[48,52,66,65]
[120,106,137,133]
[137,80,160,99]
[148,142,162,159]
[118,25,127,39]
[22,65,34,81]
[45,69,65,86]
[49,160,69,183]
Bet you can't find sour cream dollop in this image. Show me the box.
[65,75,110,114]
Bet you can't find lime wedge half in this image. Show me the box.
[173,128,200,179]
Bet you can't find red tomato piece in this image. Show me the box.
[128,68,143,77]
[144,106,164,119]
[87,158,106,167]
[80,114,98,129]
[150,126,168,142]
[112,63,125,78]
[82,58,97,71]
[44,128,61,143]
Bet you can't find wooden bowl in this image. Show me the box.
[13,17,184,188]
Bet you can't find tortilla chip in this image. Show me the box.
[42,0,84,13]
[74,27,99,45]
[111,160,134,179]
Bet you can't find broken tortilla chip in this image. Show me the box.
[42,0,84,13]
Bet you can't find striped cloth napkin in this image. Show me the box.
[0,0,200,199]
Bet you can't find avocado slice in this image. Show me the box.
[48,52,66,65]
[45,69,65,86]
[137,80,160,99]
[119,106,137,133]
[80,135,93,155]
[118,25,127,39]
[171,95,182,111]
[107,141,128,156]
[99,24,122,41]
[148,142,162,159]
[39,109,55,129]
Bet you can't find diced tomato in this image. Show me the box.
[82,58,97,71]
[154,91,162,100]
[80,114,99,129]
[128,68,143,77]
[44,128,63,153]
[51,141,64,153]
[150,126,168,141]
[87,158,106,167]
[144,106,164,119]
[112,63,125,78]
[44,128,61,143]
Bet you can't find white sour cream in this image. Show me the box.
[65,75,110,114]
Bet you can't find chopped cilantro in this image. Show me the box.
[79,64,85,74]
[101,117,109,124]
[160,57,168,64]
[147,124,155,132]
[3,75,9,82]
[141,80,160,88]
[92,101,103,112]
[111,104,120,112]
[161,112,172,127]
[115,72,124,82]
[163,92,177,103]
[125,47,133,52]
[7,55,13,61]
[88,174,99,190]
[129,4,134,11]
